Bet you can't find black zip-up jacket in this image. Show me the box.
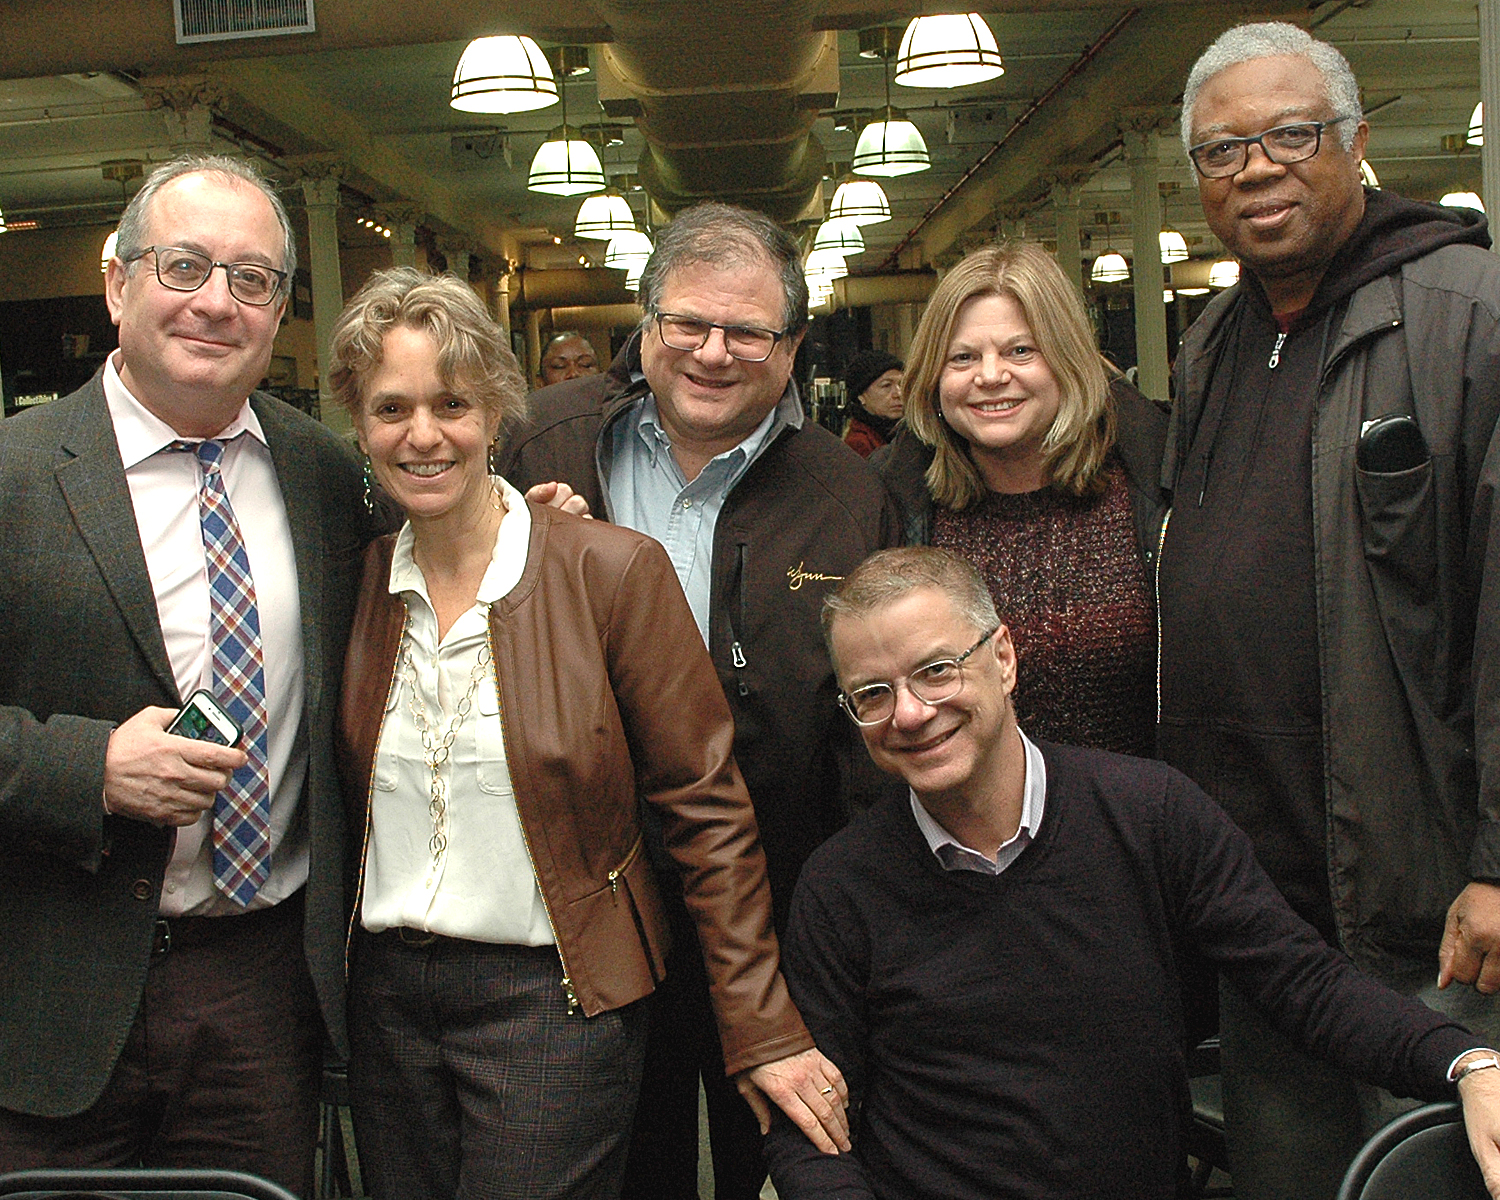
[496,332,903,929]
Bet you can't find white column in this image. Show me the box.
[1050,180,1085,299]
[1481,0,1500,212]
[143,80,217,152]
[381,207,423,270]
[300,170,347,433]
[1123,126,1169,400]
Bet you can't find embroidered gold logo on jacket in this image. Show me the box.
[787,561,844,591]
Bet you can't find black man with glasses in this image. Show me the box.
[1160,22,1500,1199]
[497,201,901,1200]
[761,546,1500,1200]
[0,156,386,1194]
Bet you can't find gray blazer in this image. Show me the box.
[0,372,378,1117]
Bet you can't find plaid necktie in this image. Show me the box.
[182,437,272,904]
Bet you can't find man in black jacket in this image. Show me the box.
[498,201,900,1199]
[1163,20,1500,1198]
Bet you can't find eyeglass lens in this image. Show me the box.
[657,314,779,362]
[1191,123,1326,178]
[149,247,283,305]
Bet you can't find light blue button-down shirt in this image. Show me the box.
[910,730,1048,876]
[607,388,800,643]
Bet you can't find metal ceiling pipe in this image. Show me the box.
[831,271,939,309]
[510,266,638,310]
[593,1,835,221]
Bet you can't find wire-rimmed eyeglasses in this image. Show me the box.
[1187,117,1351,180]
[652,311,789,363]
[125,246,289,306]
[838,626,999,726]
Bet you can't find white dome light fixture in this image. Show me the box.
[451,36,558,114]
[852,109,930,177]
[812,218,865,257]
[894,14,1004,89]
[1208,259,1241,288]
[1470,101,1485,147]
[805,248,850,280]
[1158,230,1189,264]
[1441,191,1486,214]
[604,229,654,273]
[1360,160,1380,188]
[101,229,118,271]
[1090,251,1129,284]
[573,192,636,239]
[528,130,606,195]
[829,178,892,225]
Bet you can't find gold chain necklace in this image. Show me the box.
[398,605,493,865]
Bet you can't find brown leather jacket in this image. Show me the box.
[337,503,813,1075]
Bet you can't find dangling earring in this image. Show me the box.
[361,454,375,514]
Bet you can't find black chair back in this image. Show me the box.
[0,1168,300,1200]
[1334,1102,1485,1200]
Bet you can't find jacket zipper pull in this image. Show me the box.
[731,641,746,668]
[1268,331,1287,369]
[608,869,620,902]
[561,975,580,1014]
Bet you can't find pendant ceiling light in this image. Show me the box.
[1177,286,1209,296]
[101,229,117,271]
[1441,191,1486,214]
[1360,160,1380,188]
[0,206,8,234]
[1158,230,1188,264]
[1207,259,1241,288]
[829,178,892,225]
[1470,101,1485,147]
[528,59,605,196]
[574,192,635,240]
[812,217,865,256]
[1090,251,1129,284]
[805,248,851,280]
[852,27,930,177]
[604,229,654,272]
[451,36,558,114]
[853,109,929,176]
[894,14,1004,89]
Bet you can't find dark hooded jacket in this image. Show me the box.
[1160,189,1500,986]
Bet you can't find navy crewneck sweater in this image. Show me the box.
[764,742,1472,1200]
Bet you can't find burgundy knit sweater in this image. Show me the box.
[932,459,1154,756]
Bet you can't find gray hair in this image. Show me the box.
[821,547,1001,655]
[115,154,297,285]
[1181,22,1362,154]
[636,202,809,336]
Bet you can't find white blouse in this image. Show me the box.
[359,476,555,945]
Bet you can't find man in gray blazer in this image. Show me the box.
[0,155,381,1196]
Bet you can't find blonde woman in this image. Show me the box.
[875,242,1169,757]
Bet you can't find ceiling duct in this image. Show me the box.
[593,2,836,222]
[175,0,315,44]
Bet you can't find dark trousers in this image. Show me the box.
[349,930,647,1200]
[621,903,765,1200]
[0,893,324,1198]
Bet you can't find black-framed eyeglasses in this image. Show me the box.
[652,311,789,363]
[125,246,288,306]
[1187,117,1352,179]
[838,626,999,727]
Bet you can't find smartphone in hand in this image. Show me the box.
[167,689,243,748]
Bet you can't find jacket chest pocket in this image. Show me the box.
[1356,458,1437,600]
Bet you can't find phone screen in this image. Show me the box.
[169,697,237,746]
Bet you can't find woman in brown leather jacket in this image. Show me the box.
[326,269,839,1200]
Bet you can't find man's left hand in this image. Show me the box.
[735,1046,850,1154]
[1440,882,1500,993]
[523,480,591,518]
[1458,1056,1500,1196]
